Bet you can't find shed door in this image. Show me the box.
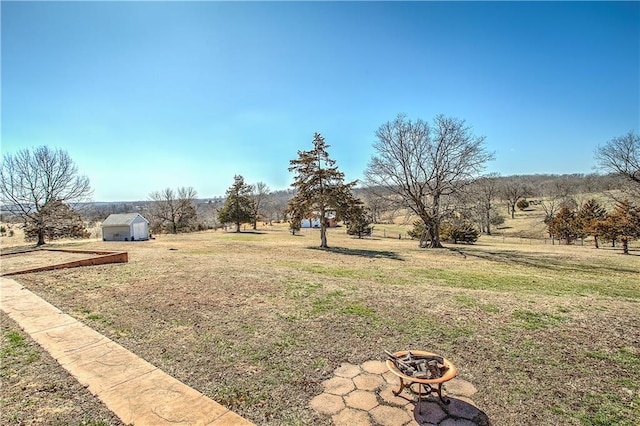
[132,222,146,239]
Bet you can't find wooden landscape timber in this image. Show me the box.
[0,248,128,276]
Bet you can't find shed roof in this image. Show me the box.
[101,213,148,227]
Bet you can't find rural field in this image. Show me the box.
[1,223,639,425]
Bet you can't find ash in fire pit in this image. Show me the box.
[385,350,448,380]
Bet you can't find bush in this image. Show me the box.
[440,220,479,244]
[516,199,530,210]
[490,212,505,226]
[407,220,425,240]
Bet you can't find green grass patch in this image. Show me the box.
[311,291,345,314]
[452,294,476,307]
[411,259,640,299]
[340,303,376,317]
[511,309,566,329]
[586,347,640,368]
[284,278,322,299]
[279,261,384,280]
[84,312,113,327]
[453,294,502,313]
[1,330,40,376]
[574,392,640,426]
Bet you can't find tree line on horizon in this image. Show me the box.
[1,116,638,253]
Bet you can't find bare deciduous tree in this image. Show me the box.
[148,186,198,234]
[595,131,640,184]
[595,131,640,198]
[359,186,398,224]
[250,181,271,229]
[0,146,92,245]
[538,178,576,222]
[466,173,502,235]
[500,176,531,219]
[365,114,493,248]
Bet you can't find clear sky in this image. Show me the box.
[2,1,639,202]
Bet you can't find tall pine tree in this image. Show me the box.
[287,133,357,248]
[218,175,255,232]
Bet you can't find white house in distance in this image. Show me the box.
[301,211,338,228]
[101,213,150,241]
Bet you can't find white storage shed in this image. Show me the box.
[101,213,150,241]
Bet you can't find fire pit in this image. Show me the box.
[385,350,457,411]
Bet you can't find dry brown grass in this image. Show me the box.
[2,224,640,425]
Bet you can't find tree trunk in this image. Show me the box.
[37,228,45,246]
[418,228,428,248]
[594,235,599,249]
[485,211,491,235]
[622,238,629,255]
[235,221,241,232]
[320,223,328,248]
[428,226,444,248]
[428,197,444,248]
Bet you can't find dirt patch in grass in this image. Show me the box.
[7,226,640,425]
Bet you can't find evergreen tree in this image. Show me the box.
[576,199,607,248]
[344,197,372,238]
[218,175,255,232]
[408,220,427,244]
[605,200,640,255]
[23,198,89,241]
[548,206,580,245]
[287,133,357,248]
[440,218,480,244]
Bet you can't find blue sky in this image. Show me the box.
[2,1,639,202]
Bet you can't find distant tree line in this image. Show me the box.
[1,126,637,251]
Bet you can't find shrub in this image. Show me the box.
[407,220,425,240]
[490,213,505,226]
[516,199,530,210]
[547,206,580,244]
[440,220,479,244]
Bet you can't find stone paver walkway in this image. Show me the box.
[0,277,253,426]
[310,360,490,426]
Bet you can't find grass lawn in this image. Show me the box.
[3,224,639,425]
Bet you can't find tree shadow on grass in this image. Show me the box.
[224,231,267,235]
[456,246,640,274]
[308,246,404,260]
